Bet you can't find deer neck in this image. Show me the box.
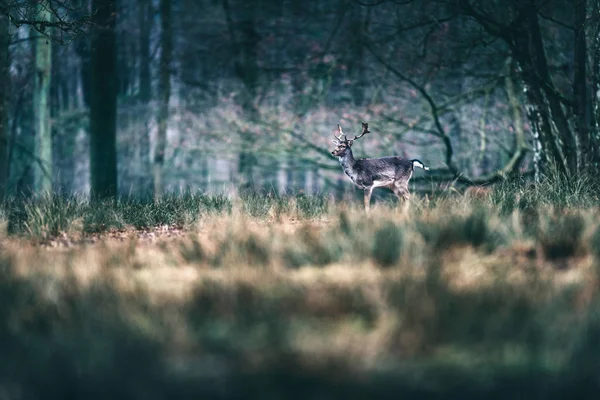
[338,148,359,181]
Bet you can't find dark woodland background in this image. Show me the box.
[0,0,598,200]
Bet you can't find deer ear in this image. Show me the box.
[332,139,339,144]
[347,140,354,146]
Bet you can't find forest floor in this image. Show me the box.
[1,177,599,399]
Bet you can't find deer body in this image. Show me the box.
[331,123,429,211]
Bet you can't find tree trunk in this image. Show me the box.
[90,0,118,198]
[459,0,580,179]
[348,5,367,105]
[33,1,53,193]
[0,4,9,198]
[139,0,151,103]
[222,0,260,192]
[574,0,594,170]
[505,9,558,176]
[154,0,172,200]
[234,1,260,104]
[73,0,91,109]
[513,2,577,176]
[138,0,152,196]
[592,0,600,153]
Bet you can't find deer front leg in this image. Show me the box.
[364,186,374,212]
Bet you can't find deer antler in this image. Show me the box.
[332,124,346,143]
[352,122,370,141]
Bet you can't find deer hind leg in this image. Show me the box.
[364,186,374,212]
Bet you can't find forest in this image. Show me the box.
[1,0,600,398]
[1,0,596,199]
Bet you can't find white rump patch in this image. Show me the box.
[412,160,429,170]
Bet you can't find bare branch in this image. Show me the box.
[366,45,458,173]
[356,0,415,6]
[538,11,574,30]
[456,0,510,40]
[1,0,92,43]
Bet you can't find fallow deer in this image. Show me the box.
[331,122,429,211]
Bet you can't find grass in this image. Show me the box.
[1,174,600,398]
[1,191,328,241]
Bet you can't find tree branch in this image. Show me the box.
[366,45,458,173]
[1,0,92,43]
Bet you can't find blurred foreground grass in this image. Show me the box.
[1,175,600,398]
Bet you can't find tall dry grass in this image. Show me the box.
[1,175,600,398]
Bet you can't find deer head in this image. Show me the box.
[331,122,370,157]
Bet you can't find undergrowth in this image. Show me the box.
[1,191,328,240]
[1,172,600,398]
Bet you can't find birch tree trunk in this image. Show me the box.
[459,0,584,179]
[33,1,52,193]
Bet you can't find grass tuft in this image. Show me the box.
[1,191,328,241]
[372,221,404,267]
[418,206,503,253]
[539,212,587,261]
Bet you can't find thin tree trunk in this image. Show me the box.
[16,36,36,196]
[0,3,9,198]
[222,0,260,192]
[592,0,600,152]
[154,0,172,200]
[33,1,52,193]
[90,0,118,198]
[349,5,367,105]
[504,59,527,178]
[138,0,152,196]
[74,0,91,109]
[574,0,591,169]
[139,0,151,103]
[7,84,26,193]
